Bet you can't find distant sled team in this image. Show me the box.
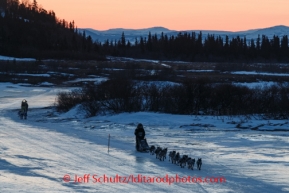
[134,123,202,170]
[18,99,29,120]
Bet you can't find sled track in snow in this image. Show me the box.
[0,115,215,192]
[1,87,288,192]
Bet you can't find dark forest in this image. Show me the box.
[0,0,103,60]
[1,0,289,62]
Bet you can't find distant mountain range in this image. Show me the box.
[80,25,289,43]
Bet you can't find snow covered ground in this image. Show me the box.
[229,71,289,77]
[0,55,36,61]
[0,83,289,192]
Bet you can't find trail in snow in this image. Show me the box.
[0,85,289,192]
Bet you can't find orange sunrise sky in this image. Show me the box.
[36,0,289,31]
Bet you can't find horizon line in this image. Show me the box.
[81,24,289,33]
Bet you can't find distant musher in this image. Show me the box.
[20,99,29,119]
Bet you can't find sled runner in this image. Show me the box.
[136,138,150,152]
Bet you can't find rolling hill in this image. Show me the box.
[80,25,289,43]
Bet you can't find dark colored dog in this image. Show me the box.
[187,158,195,170]
[158,148,168,161]
[18,110,24,119]
[172,152,180,165]
[149,145,156,155]
[168,151,176,162]
[179,155,189,168]
[196,158,202,170]
[154,147,162,159]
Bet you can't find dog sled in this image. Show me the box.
[136,138,150,152]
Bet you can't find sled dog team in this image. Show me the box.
[149,145,202,170]
[135,123,202,170]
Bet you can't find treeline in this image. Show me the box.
[0,0,104,60]
[101,32,289,62]
[56,79,289,119]
[2,1,289,62]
